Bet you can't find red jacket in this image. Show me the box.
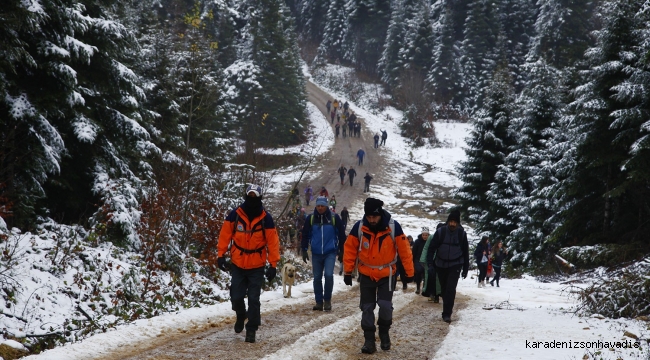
[217,206,280,269]
[343,212,414,281]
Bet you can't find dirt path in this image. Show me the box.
[93,81,467,360]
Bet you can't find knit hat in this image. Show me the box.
[421,227,430,233]
[315,196,328,206]
[246,184,262,197]
[447,209,461,224]
[364,197,384,215]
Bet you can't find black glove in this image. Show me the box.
[217,257,227,271]
[302,249,309,263]
[404,276,414,284]
[344,274,353,286]
[461,270,468,279]
[266,267,277,282]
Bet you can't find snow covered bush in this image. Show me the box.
[559,244,624,269]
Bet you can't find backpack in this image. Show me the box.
[309,213,339,239]
[356,218,399,290]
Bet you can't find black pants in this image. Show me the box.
[381,138,386,146]
[436,264,462,317]
[340,175,345,184]
[349,177,354,186]
[477,262,488,283]
[364,182,370,192]
[493,266,502,284]
[374,140,379,148]
[230,264,265,331]
[414,263,424,289]
[359,274,395,333]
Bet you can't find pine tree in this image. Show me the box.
[378,0,410,89]
[499,0,537,91]
[426,5,464,106]
[457,63,515,235]
[317,0,348,64]
[556,0,644,245]
[342,0,392,74]
[501,60,567,265]
[529,0,596,69]
[300,0,329,45]
[399,0,434,75]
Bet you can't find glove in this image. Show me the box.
[404,276,414,284]
[302,249,309,263]
[344,274,353,286]
[266,267,277,282]
[217,257,227,271]
[461,270,468,279]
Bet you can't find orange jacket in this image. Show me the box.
[217,206,280,269]
[343,213,414,281]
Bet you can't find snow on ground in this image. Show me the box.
[23,63,649,360]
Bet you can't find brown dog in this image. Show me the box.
[282,263,296,298]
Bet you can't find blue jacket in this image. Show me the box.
[301,208,346,255]
[357,149,365,158]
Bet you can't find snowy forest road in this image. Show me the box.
[92,81,466,360]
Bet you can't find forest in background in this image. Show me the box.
[292,0,650,270]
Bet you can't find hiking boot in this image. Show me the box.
[442,314,451,323]
[324,301,332,311]
[490,280,494,286]
[313,303,323,311]
[244,330,256,343]
[415,288,420,295]
[234,314,247,334]
[434,296,440,303]
[378,330,391,351]
[402,283,407,291]
[361,332,376,354]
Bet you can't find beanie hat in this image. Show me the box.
[422,227,430,233]
[364,197,384,215]
[447,209,461,224]
[315,196,328,206]
[246,184,262,197]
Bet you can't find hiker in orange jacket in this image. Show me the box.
[217,184,280,344]
[343,197,414,354]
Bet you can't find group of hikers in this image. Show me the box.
[326,99,362,139]
[216,184,506,354]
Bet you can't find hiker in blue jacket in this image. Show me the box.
[357,148,366,166]
[301,196,346,311]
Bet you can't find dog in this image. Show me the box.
[282,263,297,298]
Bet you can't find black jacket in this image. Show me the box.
[412,235,427,264]
[364,174,372,183]
[348,168,357,179]
[340,209,350,224]
[426,225,469,274]
[474,242,489,264]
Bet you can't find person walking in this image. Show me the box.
[304,185,313,206]
[343,101,349,111]
[347,166,357,186]
[343,198,414,353]
[355,122,361,137]
[301,196,346,311]
[348,120,354,137]
[490,240,508,287]
[333,99,339,112]
[373,133,380,149]
[474,236,489,288]
[380,129,387,146]
[419,225,441,302]
[326,99,332,113]
[363,172,372,192]
[340,206,350,230]
[425,210,469,323]
[217,185,280,343]
[335,122,340,138]
[356,148,365,166]
[330,110,335,123]
[342,124,347,138]
[329,195,337,211]
[338,165,348,185]
[411,227,429,294]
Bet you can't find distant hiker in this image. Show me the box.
[340,206,350,230]
[217,185,280,343]
[349,112,357,123]
[304,185,313,206]
[426,210,469,323]
[329,195,337,211]
[326,99,332,113]
[357,148,365,166]
[420,222,443,302]
[343,101,349,111]
[373,133,380,149]
[338,165,348,185]
[343,198,414,354]
[355,122,361,137]
[319,186,329,198]
[330,110,335,123]
[363,172,372,192]
[380,129,387,146]
[475,236,489,287]
[301,196,346,311]
[333,99,339,111]
[490,240,508,287]
[335,122,340,137]
[348,120,354,135]
[347,166,357,186]
[411,227,429,294]
[342,124,347,138]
